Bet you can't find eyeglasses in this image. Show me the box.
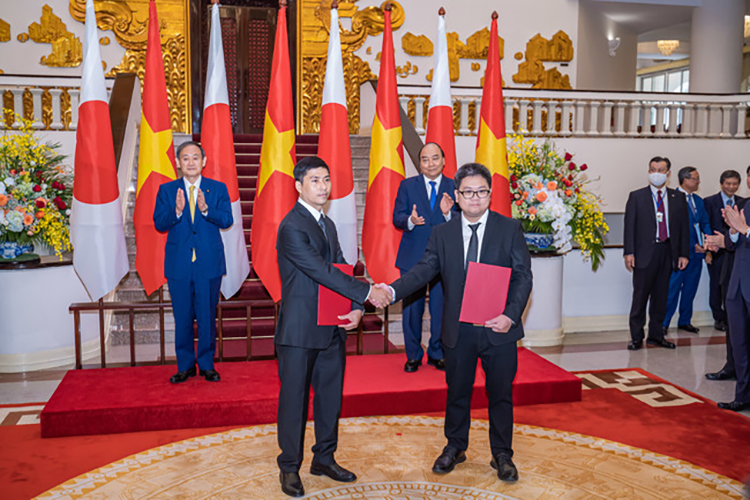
[458,189,491,199]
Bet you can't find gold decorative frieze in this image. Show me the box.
[402,32,432,57]
[300,1,404,134]
[0,18,10,42]
[513,30,573,90]
[458,27,504,60]
[3,92,13,127]
[396,61,417,78]
[28,5,82,67]
[68,0,189,133]
[17,33,29,43]
[100,36,110,46]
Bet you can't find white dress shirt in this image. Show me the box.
[177,176,205,218]
[461,210,489,262]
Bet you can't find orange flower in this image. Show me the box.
[35,210,45,219]
[23,214,34,225]
[547,181,558,191]
[536,192,547,202]
[0,194,7,207]
[535,182,544,190]
[15,206,26,214]
[515,200,523,206]
[528,207,537,215]
[565,189,573,197]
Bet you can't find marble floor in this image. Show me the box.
[1,326,747,418]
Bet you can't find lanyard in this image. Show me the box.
[651,190,665,210]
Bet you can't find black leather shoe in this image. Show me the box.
[310,461,357,482]
[677,324,699,333]
[427,356,446,371]
[717,401,750,412]
[705,370,736,381]
[404,359,422,373]
[432,445,466,474]
[714,321,727,331]
[646,337,676,349]
[169,366,196,384]
[490,453,519,482]
[279,471,304,497]
[627,340,642,351]
[200,368,221,382]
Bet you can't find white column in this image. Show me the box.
[720,105,734,138]
[29,88,45,129]
[502,98,513,135]
[681,104,694,137]
[531,100,544,136]
[689,0,744,93]
[11,89,24,129]
[627,101,641,136]
[458,98,471,135]
[49,89,64,130]
[707,104,721,138]
[413,96,426,134]
[655,103,667,136]
[518,99,530,133]
[735,103,747,139]
[574,100,586,136]
[667,103,680,137]
[601,101,614,136]
[546,101,558,134]
[694,104,707,137]
[614,102,626,136]
[560,101,572,136]
[69,89,81,130]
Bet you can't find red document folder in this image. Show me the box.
[459,262,512,325]
[318,264,354,326]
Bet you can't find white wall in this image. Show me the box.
[576,0,638,91]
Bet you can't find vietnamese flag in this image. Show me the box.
[133,0,177,295]
[424,7,457,178]
[362,3,405,284]
[250,1,297,303]
[202,1,250,299]
[319,3,357,266]
[70,0,128,301]
[475,11,511,217]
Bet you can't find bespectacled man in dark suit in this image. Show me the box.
[372,162,533,483]
[274,156,390,497]
[623,156,690,351]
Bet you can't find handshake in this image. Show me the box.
[368,283,395,308]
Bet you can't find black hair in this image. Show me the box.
[678,166,697,185]
[455,162,492,190]
[720,170,741,184]
[418,142,445,160]
[293,156,330,183]
[175,141,205,159]
[649,156,671,171]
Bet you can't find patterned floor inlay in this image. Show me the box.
[38,416,745,499]
[577,370,703,407]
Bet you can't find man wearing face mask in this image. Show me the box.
[623,156,690,351]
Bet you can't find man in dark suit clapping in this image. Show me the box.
[392,142,456,373]
[373,163,532,483]
[623,156,690,351]
[274,156,390,498]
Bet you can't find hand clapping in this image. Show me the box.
[196,188,208,213]
[175,188,185,214]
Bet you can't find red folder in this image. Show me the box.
[318,264,354,326]
[459,261,512,325]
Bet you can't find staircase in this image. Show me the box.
[113,133,385,360]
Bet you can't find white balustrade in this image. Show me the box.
[735,103,747,139]
[413,96,426,134]
[574,100,586,136]
[667,103,680,137]
[613,102,626,136]
[601,101,613,136]
[531,100,544,136]
[546,101,558,134]
[627,101,640,136]
[720,105,734,138]
[457,97,471,135]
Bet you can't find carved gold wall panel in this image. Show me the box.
[513,30,573,90]
[0,18,10,43]
[402,32,432,56]
[25,5,82,67]
[68,0,190,133]
[300,1,404,134]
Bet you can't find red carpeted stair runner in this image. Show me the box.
[40,348,580,438]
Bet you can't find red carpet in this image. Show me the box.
[41,348,580,437]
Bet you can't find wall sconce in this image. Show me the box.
[657,40,680,56]
[608,37,620,57]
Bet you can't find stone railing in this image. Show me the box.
[0,75,114,131]
[397,86,750,139]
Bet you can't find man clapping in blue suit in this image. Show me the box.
[153,141,233,384]
[663,166,711,334]
[392,143,456,373]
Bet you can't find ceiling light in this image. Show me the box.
[657,40,679,56]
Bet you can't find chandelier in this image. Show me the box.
[657,40,680,56]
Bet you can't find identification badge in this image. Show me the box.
[656,212,664,223]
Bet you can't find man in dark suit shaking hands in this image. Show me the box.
[393,142,456,373]
[274,156,390,497]
[623,156,690,351]
[373,163,532,483]
[153,141,233,384]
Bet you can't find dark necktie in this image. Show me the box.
[687,193,696,217]
[727,198,735,208]
[429,180,437,211]
[318,214,328,240]
[657,191,667,242]
[465,223,480,270]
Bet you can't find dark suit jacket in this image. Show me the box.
[623,186,690,269]
[725,208,750,302]
[275,202,371,349]
[705,193,747,284]
[393,174,456,271]
[153,176,233,280]
[391,211,532,349]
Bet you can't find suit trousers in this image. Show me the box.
[167,264,221,372]
[663,256,703,328]
[276,331,346,472]
[444,324,517,457]
[401,270,444,361]
[708,253,726,323]
[629,242,671,342]
[725,294,750,404]
[720,277,737,374]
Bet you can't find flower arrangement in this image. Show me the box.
[507,135,608,271]
[0,115,73,258]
